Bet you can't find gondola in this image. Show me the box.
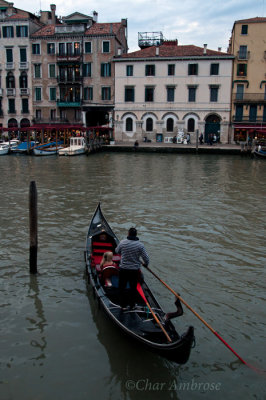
[84,203,195,364]
[254,148,266,159]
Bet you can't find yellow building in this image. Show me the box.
[228,17,266,143]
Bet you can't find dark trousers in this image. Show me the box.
[119,268,139,308]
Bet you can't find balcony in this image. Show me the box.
[57,76,82,84]
[6,62,14,70]
[19,62,29,70]
[232,116,266,123]
[20,88,30,96]
[7,88,16,96]
[56,100,81,107]
[233,93,266,103]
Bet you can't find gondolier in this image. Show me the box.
[115,227,149,310]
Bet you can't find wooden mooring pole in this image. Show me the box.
[29,181,38,274]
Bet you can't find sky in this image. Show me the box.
[14,0,263,52]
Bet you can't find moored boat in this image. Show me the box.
[33,141,64,156]
[84,203,195,364]
[254,148,266,158]
[0,143,10,155]
[58,136,87,156]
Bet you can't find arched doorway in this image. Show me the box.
[205,114,221,143]
[8,118,18,128]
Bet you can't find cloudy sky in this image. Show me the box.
[15,0,263,52]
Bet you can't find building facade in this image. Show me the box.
[114,40,234,144]
[228,17,266,142]
[0,1,128,133]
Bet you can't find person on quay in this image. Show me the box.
[115,227,149,310]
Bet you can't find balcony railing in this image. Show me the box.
[7,88,16,96]
[237,51,250,60]
[19,62,29,70]
[20,88,29,96]
[6,62,14,70]
[232,116,266,123]
[233,93,266,102]
[57,76,82,83]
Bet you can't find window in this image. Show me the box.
[34,64,41,78]
[166,118,174,132]
[145,87,154,102]
[83,63,92,77]
[101,63,111,77]
[235,105,243,121]
[84,87,93,100]
[145,65,155,76]
[59,43,65,56]
[125,87,135,102]
[236,84,244,100]
[6,72,15,88]
[84,42,92,53]
[102,87,111,100]
[21,98,29,113]
[47,43,55,54]
[188,86,197,102]
[36,109,42,120]
[66,43,72,56]
[49,64,56,78]
[241,25,248,35]
[249,105,257,122]
[188,64,198,75]
[49,87,56,101]
[35,87,42,101]
[126,117,133,132]
[32,44,41,55]
[210,63,219,75]
[6,48,13,63]
[187,118,195,132]
[16,26,28,37]
[102,41,110,53]
[126,65,133,76]
[146,118,153,132]
[50,109,56,120]
[210,86,219,102]
[239,45,248,59]
[20,48,27,62]
[168,64,175,76]
[3,26,14,38]
[237,64,247,76]
[167,86,175,102]
[19,72,27,88]
[74,42,80,55]
[263,106,266,122]
[8,98,15,113]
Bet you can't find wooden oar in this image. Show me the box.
[145,267,250,366]
[136,282,172,343]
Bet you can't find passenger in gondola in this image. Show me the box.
[100,251,118,287]
[115,227,149,311]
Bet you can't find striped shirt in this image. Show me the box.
[115,239,149,270]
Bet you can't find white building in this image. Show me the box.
[114,40,234,144]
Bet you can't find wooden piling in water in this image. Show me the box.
[29,181,38,274]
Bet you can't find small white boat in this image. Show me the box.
[9,139,20,152]
[0,143,10,155]
[58,137,87,156]
[33,146,62,156]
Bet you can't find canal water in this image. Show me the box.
[0,152,265,400]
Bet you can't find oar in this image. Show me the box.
[136,282,172,343]
[145,267,250,366]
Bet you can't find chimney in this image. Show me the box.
[156,46,159,56]
[50,4,56,24]
[118,48,122,56]
[218,47,222,52]
[203,44,207,55]
[93,11,98,22]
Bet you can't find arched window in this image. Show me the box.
[126,117,133,131]
[146,117,153,131]
[8,118,18,128]
[166,118,174,132]
[19,72,28,88]
[188,118,195,132]
[6,72,15,88]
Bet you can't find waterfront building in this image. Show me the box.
[114,36,234,144]
[0,1,128,134]
[228,17,266,142]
